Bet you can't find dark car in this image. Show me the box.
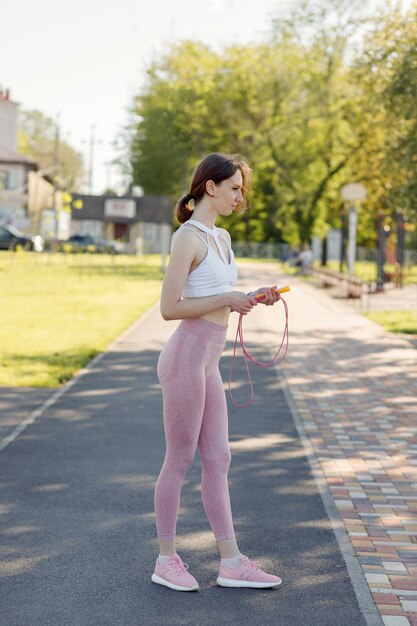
[60,234,99,253]
[0,224,44,251]
[95,238,127,254]
[59,235,126,254]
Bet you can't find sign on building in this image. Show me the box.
[104,198,136,219]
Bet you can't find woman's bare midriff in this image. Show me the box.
[183,299,232,327]
[199,304,231,327]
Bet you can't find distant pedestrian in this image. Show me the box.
[283,245,299,266]
[152,152,282,592]
[296,244,314,275]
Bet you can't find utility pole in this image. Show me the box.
[85,124,103,195]
[53,112,60,174]
[105,161,113,192]
[52,112,60,211]
[87,124,95,195]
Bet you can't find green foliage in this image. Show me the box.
[18,109,84,191]
[345,1,417,242]
[128,0,417,247]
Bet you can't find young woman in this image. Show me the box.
[152,152,282,592]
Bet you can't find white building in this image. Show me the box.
[0,88,37,230]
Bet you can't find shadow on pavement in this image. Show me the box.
[0,333,368,626]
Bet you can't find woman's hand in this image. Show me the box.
[250,286,281,306]
[227,291,259,315]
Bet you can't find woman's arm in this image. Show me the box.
[160,229,257,320]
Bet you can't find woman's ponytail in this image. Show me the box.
[175,193,195,224]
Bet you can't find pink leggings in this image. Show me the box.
[154,318,235,542]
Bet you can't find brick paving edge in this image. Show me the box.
[278,371,385,626]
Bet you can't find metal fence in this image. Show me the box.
[357,246,417,265]
[232,241,289,259]
[232,242,417,265]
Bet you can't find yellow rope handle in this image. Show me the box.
[255,285,290,300]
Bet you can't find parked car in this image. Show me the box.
[0,225,44,251]
[59,234,99,253]
[58,235,127,254]
[95,238,127,254]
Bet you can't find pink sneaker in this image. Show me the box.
[217,555,282,589]
[151,554,199,592]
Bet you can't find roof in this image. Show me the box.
[0,145,38,168]
[70,193,173,224]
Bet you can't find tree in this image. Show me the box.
[127,0,417,246]
[265,0,383,246]
[129,36,355,244]
[18,109,84,191]
[347,1,417,244]
[383,2,417,222]
[130,41,222,197]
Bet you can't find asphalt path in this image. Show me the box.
[0,264,368,626]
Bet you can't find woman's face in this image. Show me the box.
[214,169,244,216]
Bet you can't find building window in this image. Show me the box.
[0,170,8,190]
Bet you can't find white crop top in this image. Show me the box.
[173,219,238,298]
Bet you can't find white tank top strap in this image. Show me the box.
[186,219,218,237]
[178,224,209,247]
[216,228,230,263]
[186,219,229,264]
[216,229,229,245]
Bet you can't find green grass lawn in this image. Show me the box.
[364,310,417,335]
[0,251,164,387]
[322,259,417,284]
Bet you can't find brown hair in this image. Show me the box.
[175,152,252,224]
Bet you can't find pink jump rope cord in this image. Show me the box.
[228,286,290,408]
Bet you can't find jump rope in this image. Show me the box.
[228,285,290,408]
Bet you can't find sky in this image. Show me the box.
[1,0,413,195]
[2,0,293,194]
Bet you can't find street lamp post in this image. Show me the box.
[376,214,391,292]
[339,208,348,273]
[396,211,408,288]
[341,183,367,278]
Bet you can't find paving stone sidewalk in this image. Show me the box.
[241,261,417,626]
[1,259,415,626]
